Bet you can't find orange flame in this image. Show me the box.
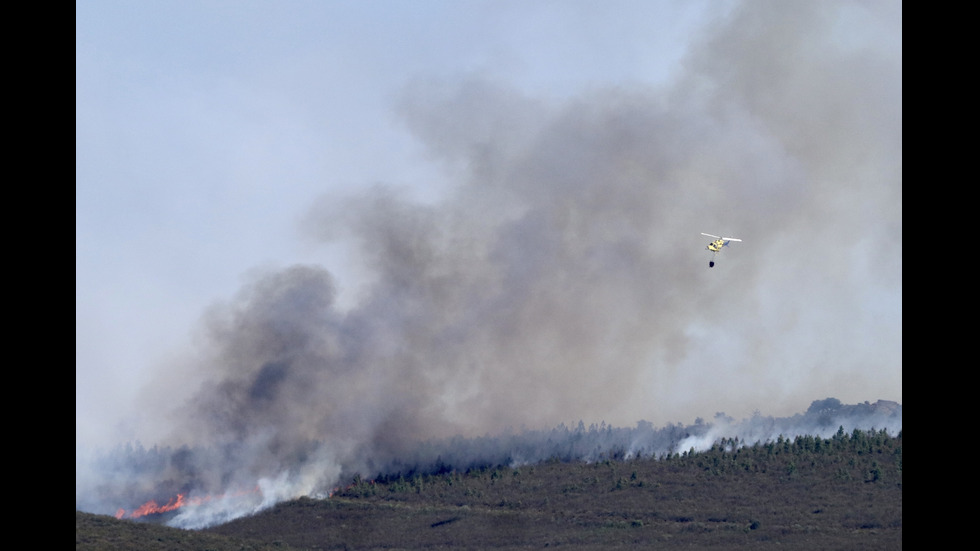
[114,486,260,520]
[114,494,186,519]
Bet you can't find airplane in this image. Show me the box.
[701,233,742,267]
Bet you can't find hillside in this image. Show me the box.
[80,428,901,550]
[75,510,300,551]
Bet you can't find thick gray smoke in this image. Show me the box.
[77,0,901,528]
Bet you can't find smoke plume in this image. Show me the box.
[77,0,901,528]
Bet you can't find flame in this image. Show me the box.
[114,486,260,520]
[114,494,186,519]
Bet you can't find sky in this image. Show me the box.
[77,0,901,468]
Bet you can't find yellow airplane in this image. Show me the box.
[701,233,742,267]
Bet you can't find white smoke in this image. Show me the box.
[77,0,901,528]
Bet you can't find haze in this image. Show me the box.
[77,0,901,483]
